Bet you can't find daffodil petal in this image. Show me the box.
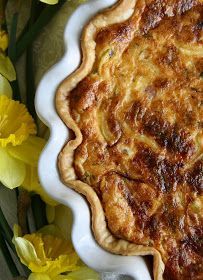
[55,268,100,280]
[39,0,58,4]
[28,273,51,280]
[29,254,79,276]
[13,225,43,267]
[0,147,26,188]
[13,225,84,279]
[37,119,49,139]
[25,233,79,275]
[13,236,41,266]
[38,225,64,239]
[0,31,9,51]
[42,235,75,259]
[13,224,22,238]
[0,75,12,97]
[0,95,36,147]
[53,205,73,240]
[46,205,55,224]
[22,165,57,206]
[7,136,46,167]
[24,233,46,263]
[0,53,16,81]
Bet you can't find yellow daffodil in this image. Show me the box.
[0,73,13,97]
[13,225,99,280]
[0,29,14,97]
[0,50,15,98]
[57,267,100,280]
[23,165,57,206]
[0,30,8,51]
[0,33,14,97]
[39,0,58,4]
[0,95,55,205]
[0,52,16,81]
[46,204,72,240]
[39,0,86,6]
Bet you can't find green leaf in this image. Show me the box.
[0,198,30,276]
[0,73,13,97]
[11,78,22,102]
[15,0,66,61]
[7,11,22,102]
[31,195,48,230]
[0,205,15,252]
[0,0,8,26]
[0,53,16,81]
[8,12,18,62]
[26,0,37,121]
[0,231,20,277]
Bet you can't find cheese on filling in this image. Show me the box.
[69,2,203,279]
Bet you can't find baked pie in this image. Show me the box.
[56,0,203,279]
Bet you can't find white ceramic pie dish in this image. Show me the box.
[35,1,152,279]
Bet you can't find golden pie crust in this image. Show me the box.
[56,1,203,279]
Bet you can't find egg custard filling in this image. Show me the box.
[56,1,203,279]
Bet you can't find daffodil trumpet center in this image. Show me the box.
[0,95,36,147]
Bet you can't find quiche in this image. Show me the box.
[56,0,203,279]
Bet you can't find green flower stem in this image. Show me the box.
[0,206,15,252]
[26,46,36,120]
[15,0,66,61]
[0,0,7,27]
[31,195,47,230]
[8,11,22,102]
[0,206,30,277]
[15,188,19,199]
[16,1,43,46]
[0,231,20,277]
[10,79,22,102]
[17,190,31,235]
[8,12,18,62]
[26,0,37,121]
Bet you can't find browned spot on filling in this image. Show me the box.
[163,231,203,280]
[185,160,203,194]
[96,22,134,45]
[140,0,198,34]
[141,114,195,157]
[70,77,99,114]
[133,146,183,192]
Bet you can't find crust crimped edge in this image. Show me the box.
[56,1,165,279]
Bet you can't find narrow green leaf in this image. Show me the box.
[0,231,20,277]
[10,78,22,102]
[8,13,18,62]
[0,187,30,276]
[25,0,37,121]
[16,21,29,45]
[15,187,19,199]
[0,199,30,276]
[8,11,22,102]
[26,46,36,120]
[17,190,31,235]
[0,206,15,252]
[15,0,66,61]
[31,195,47,230]
[14,1,43,45]
[0,0,8,26]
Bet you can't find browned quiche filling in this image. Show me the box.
[68,1,203,279]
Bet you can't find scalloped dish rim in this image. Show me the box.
[35,1,152,279]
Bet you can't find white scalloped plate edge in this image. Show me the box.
[35,1,152,279]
